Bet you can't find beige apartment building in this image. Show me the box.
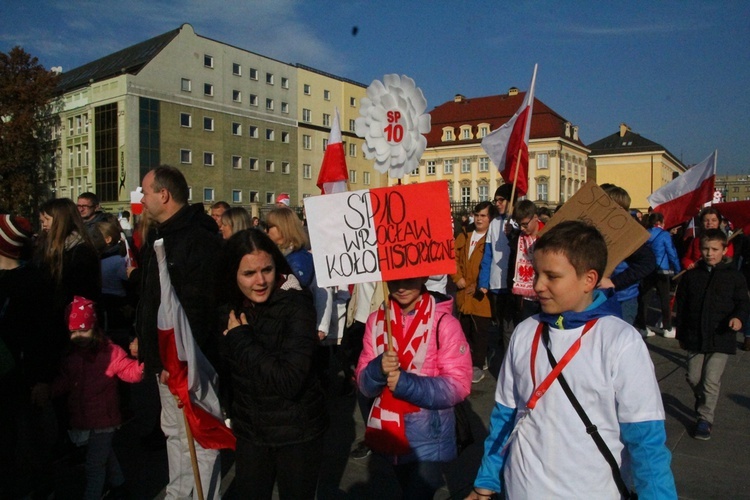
[403,90,589,210]
[53,24,385,216]
[589,123,686,212]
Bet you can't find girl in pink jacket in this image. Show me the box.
[356,277,472,499]
[53,296,143,500]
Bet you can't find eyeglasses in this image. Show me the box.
[518,216,537,229]
[494,197,506,204]
[77,204,94,209]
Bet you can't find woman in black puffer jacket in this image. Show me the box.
[220,229,328,499]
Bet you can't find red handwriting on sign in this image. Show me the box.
[384,110,404,143]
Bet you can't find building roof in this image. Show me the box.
[56,28,181,94]
[425,92,585,148]
[588,126,685,170]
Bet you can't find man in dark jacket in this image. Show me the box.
[676,229,750,440]
[132,165,223,498]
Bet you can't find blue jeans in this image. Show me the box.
[83,429,124,500]
[620,297,638,326]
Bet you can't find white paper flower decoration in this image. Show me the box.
[355,74,431,179]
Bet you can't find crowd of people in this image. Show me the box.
[1,165,749,499]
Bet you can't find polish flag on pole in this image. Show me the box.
[317,107,349,195]
[648,150,717,230]
[482,64,538,198]
[154,239,235,450]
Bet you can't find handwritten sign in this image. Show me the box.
[539,181,650,277]
[305,181,456,287]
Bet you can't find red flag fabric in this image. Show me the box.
[317,108,349,195]
[154,239,235,450]
[713,200,750,235]
[648,151,717,229]
[481,64,538,197]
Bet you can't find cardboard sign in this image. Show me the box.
[539,181,650,277]
[305,181,456,288]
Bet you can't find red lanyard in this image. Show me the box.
[527,319,597,409]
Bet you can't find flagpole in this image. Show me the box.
[508,151,523,217]
[383,284,394,350]
[181,400,205,500]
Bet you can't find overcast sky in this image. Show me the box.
[2,0,748,174]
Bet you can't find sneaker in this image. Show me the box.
[472,367,486,384]
[694,419,712,440]
[640,327,656,338]
[662,327,676,338]
[350,441,372,460]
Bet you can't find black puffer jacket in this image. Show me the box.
[133,204,222,374]
[223,287,328,446]
[675,260,750,354]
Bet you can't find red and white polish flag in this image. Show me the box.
[154,239,235,450]
[317,107,349,195]
[648,151,717,230]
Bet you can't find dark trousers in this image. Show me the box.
[639,272,673,330]
[489,291,516,357]
[459,313,492,368]
[393,460,444,500]
[234,435,323,499]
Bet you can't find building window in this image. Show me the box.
[232,155,242,169]
[249,94,258,106]
[478,185,488,201]
[281,131,290,143]
[303,84,311,95]
[281,102,289,114]
[444,129,454,141]
[68,117,73,136]
[232,90,241,102]
[266,98,274,111]
[350,97,356,107]
[412,167,419,175]
[232,189,242,203]
[249,126,258,138]
[204,55,213,68]
[303,164,312,179]
[181,78,191,92]
[266,73,274,85]
[461,158,471,173]
[188,187,193,201]
[323,90,331,100]
[323,139,328,151]
[180,112,191,127]
[349,119,356,132]
[537,153,548,170]
[349,143,357,157]
[249,190,259,203]
[232,63,241,76]
[537,180,548,201]
[266,129,274,141]
[204,188,214,201]
[479,157,489,172]
[448,184,453,200]
[363,171,371,185]
[265,160,274,172]
[461,186,471,203]
[462,128,472,140]
[349,170,357,184]
[180,149,192,164]
[282,161,290,174]
[249,68,258,80]
[232,122,242,135]
[479,126,489,138]
[204,83,214,96]
[444,160,453,174]
[323,113,331,127]
[249,158,258,171]
[203,117,214,131]
[281,77,289,89]
[303,135,311,149]
[203,152,214,166]
[265,192,275,204]
[302,109,311,122]
[427,161,436,175]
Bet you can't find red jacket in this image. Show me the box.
[53,339,144,430]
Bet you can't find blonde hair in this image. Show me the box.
[265,207,308,251]
[221,207,252,237]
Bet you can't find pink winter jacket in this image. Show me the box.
[356,293,472,463]
[53,339,144,430]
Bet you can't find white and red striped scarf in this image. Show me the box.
[365,292,434,455]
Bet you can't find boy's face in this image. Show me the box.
[533,249,598,314]
[700,238,727,266]
[518,214,539,236]
[473,206,490,232]
[387,277,427,313]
